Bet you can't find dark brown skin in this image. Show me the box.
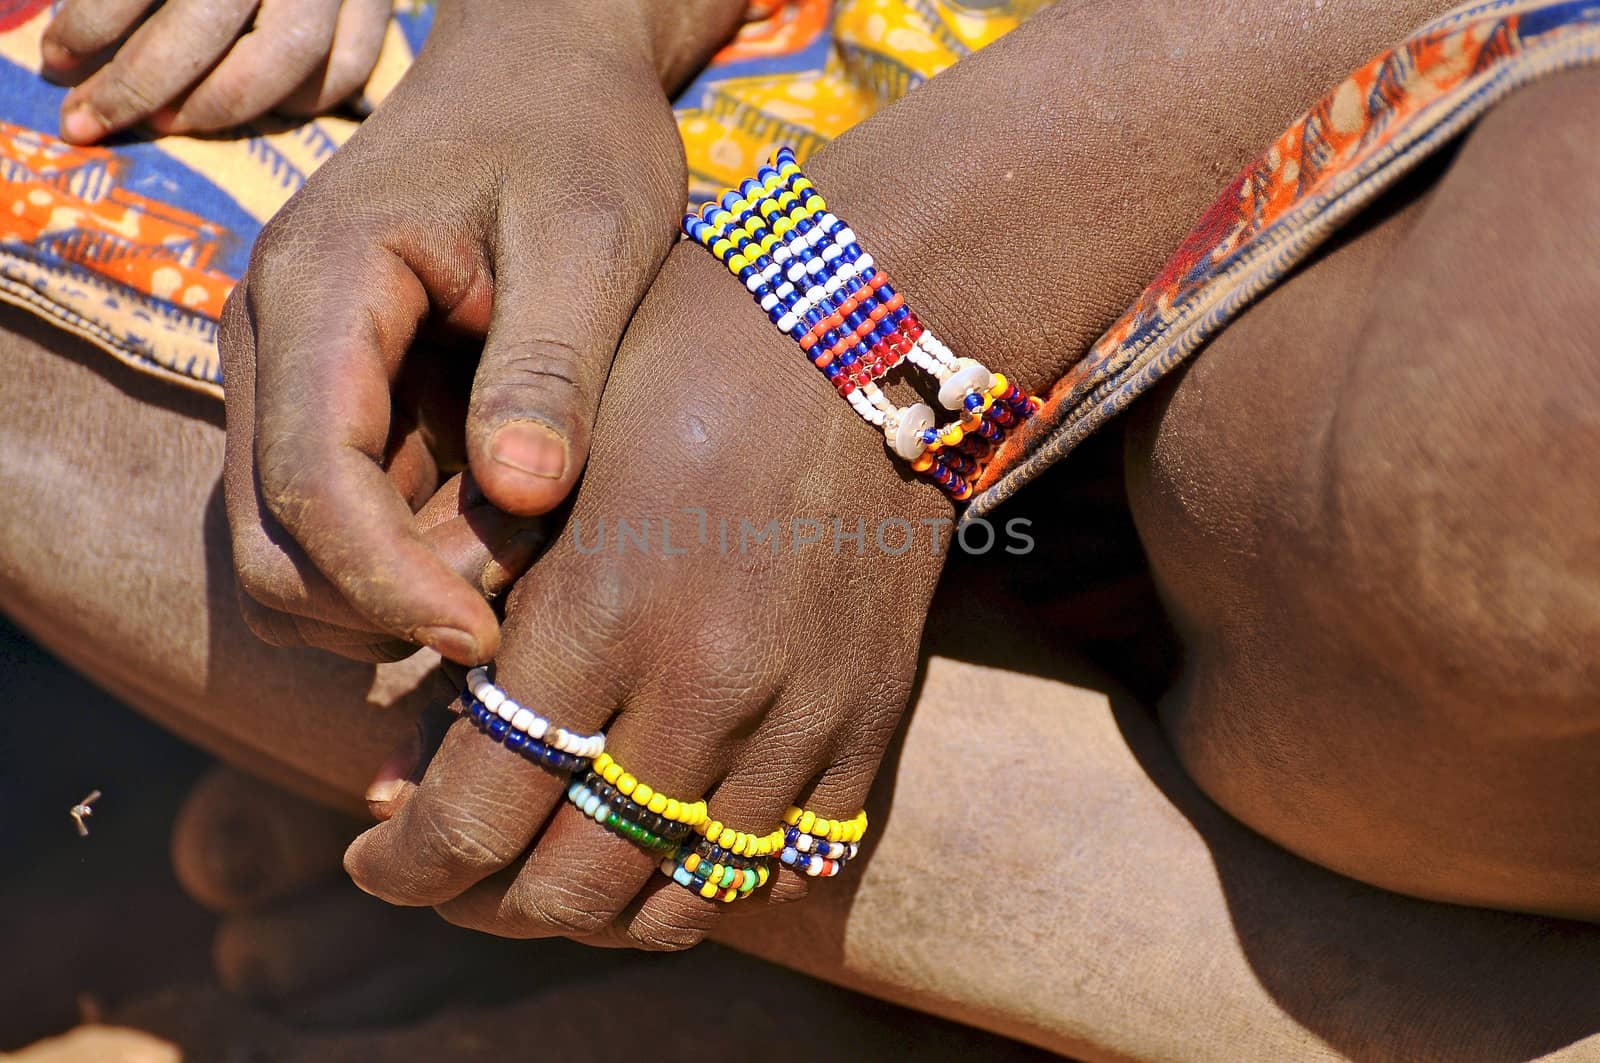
[43,0,393,142]
[271,0,1600,948]
[220,0,746,665]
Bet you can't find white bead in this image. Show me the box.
[496,698,518,721]
[786,262,806,282]
[836,263,857,282]
[820,243,842,261]
[772,245,790,264]
[805,225,825,247]
[837,227,856,245]
[761,263,780,281]
[759,293,778,311]
[823,275,844,295]
[551,727,570,750]
[819,212,839,230]
[511,708,537,733]
[526,717,548,740]
[777,312,798,332]
[480,686,506,712]
[805,284,826,305]
[787,235,807,256]
[774,280,795,299]
[744,272,762,292]
[856,252,873,270]
[466,667,489,693]
[891,403,935,460]
[938,361,995,410]
[805,258,825,276]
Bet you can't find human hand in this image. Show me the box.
[220,0,744,665]
[42,0,392,144]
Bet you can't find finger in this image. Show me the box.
[146,0,339,135]
[467,151,680,517]
[278,0,390,115]
[58,0,258,144]
[245,244,502,663]
[435,666,779,945]
[365,702,457,821]
[597,698,843,949]
[40,0,154,78]
[171,766,358,914]
[344,597,633,908]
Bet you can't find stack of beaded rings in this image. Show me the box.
[682,147,1042,501]
[659,843,772,903]
[462,667,604,774]
[778,807,868,878]
[566,773,692,853]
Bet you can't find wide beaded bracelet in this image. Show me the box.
[683,147,1041,501]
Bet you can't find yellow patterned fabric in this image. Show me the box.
[678,0,1049,204]
[0,0,1040,397]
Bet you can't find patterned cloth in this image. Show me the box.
[0,0,1041,398]
[970,0,1600,513]
[3,0,1598,514]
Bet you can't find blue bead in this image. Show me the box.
[823,363,842,379]
[878,282,898,301]
[921,428,938,444]
[739,178,762,198]
[737,265,756,283]
[839,352,858,367]
[720,191,741,211]
[787,324,808,340]
[488,717,509,741]
[964,393,984,411]
[803,309,823,327]
[845,310,867,330]
[892,306,910,323]
[781,290,802,308]
[505,730,527,752]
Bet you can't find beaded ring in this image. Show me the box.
[462,692,589,774]
[566,778,682,853]
[692,818,786,859]
[783,806,868,844]
[569,771,694,844]
[659,845,772,903]
[464,667,606,760]
[591,753,709,829]
[683,147,1041,501]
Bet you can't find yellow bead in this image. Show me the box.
[700,882,718,899]
[827,822,841,843]
[989,373,1008,398]
[772,217,792,237]
[617,773,636,796]
[665,799,680,819]
[684,854,701,873]
[602,763,623,785]
[634,784,653,805]
[784,807,802,826]
[939,425,964,446]
[706,821,723,843]
[711,239,732,258]
[727,254,748,273]
[798,810,816,833]
[648,793,668,814]
[594,753,612,774]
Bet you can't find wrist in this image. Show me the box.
[431,0,743,92]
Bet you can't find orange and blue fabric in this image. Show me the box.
[2,0,1598,512]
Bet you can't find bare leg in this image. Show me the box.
[1126,68,1600,920]
[4,305,1598,1060]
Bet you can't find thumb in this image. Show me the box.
[466,194,675,516]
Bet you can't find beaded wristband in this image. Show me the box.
[464,667,606,760]
[591,753,709,828]
[683,147,1041,501]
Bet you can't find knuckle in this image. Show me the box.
[507,879,614,938]
[766,873,811,906]
[626,909,709,953]
[235,592,302,649]
[90,62,167,121]
[410,797,522,879]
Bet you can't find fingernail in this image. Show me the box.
[364,778,405,806]
[415,625,480,665]
[39,40,75,70]
[61,103,104,144]
[489,421,567,480]
[365,726,423,814]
